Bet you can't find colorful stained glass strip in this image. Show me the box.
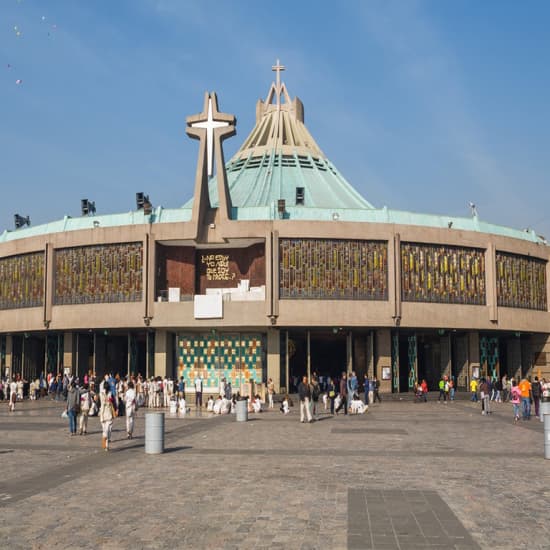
[0,251,44,310]
[401,243,486,305]
[496,251,547,310]
[54,242,143,305]
[279,239,388,300]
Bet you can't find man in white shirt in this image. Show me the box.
[194,374,203,408]
[124,381,137,439]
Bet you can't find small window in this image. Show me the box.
[296,187,305,205]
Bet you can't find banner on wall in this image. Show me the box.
[194,294,223,319]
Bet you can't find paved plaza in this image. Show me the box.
[0,395,547,549]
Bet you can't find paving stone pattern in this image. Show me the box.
[348,489,479,549]
[0,396,548,549]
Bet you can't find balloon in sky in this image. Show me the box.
[15,79,22,85]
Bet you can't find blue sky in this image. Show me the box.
[1,0,549,238]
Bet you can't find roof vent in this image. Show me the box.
[296,187,305,205]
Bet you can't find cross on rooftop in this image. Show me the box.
[272,59,286,110]
[190,96,230,176]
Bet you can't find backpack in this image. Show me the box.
[531,382,541,398]
[312,384,320,401]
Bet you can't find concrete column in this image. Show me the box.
[353,333,367,381]
[285,331,289,393]
[266,328,280,391]
[486,243,498,322]
[531,333,550,381]
[376,329,392,393]
[154,330,169,378]
[63,332,75,375]
[367,331,375,378]
[44,242,54,326]
[468,332,480,380]
[440,334,451,378]
[454,334,469,389]
[5,334,12,378]
[306,331,311,380]
[507,338,522,379]
[347,331,353,372]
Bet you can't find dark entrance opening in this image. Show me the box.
[288,331,347,392]
[94,333,128,379]
[398,336,410,392]
[310,332,347,380]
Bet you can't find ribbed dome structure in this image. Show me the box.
[184,66,374,214]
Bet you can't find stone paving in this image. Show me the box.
[0,394,548,549]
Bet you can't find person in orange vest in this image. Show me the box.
[518,376,532,420]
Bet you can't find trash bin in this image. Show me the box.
[540,398,550,423]
[145,412,165,454]
[236,399,248,422]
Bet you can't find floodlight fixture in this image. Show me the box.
[136,192,153,215]
[14,214,31,229]
[468,202,478,217]
[81,199,96,216]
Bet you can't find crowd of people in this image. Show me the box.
[4,369,549,445]
[469,374,549,421]
[292,371,382,422]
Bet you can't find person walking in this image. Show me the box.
[125,381,137,439]
[518,376,532,420]
[363,374,370,406]
[298,376,313,423]
[66,381,79,436]
[438,377,446,402]
[510,380,521,422]
[327,377,336,414]
[99,384,116,451]
[336,373,348,415]
[78,384,91,435]
[311,375,320,418]
[531,376,542,418]
[501,375,508,402]
[8,379,17,412]
[373,376,382,403]
[470,378,478,402]
[267,378,275,409]
[479,378,490,415]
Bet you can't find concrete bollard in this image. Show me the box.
[540,399,550,423]
[145,412,165,454]
[545,414,550,460]
[236,399,248,422]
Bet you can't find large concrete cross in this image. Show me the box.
[189,96,231,177]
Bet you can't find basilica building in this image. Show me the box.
[1,63,549,394]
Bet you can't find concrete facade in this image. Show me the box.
[1,71,549,392]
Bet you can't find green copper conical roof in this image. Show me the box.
[183,69,374,214]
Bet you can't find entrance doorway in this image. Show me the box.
[288,330,347,391]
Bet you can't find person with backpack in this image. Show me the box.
[310,375,320,418]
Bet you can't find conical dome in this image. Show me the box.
[184,64,374,214]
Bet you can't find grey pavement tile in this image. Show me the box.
[0,398,544,549]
